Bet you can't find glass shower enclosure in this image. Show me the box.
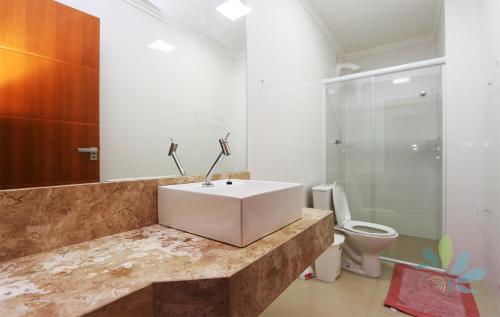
[325,59,444,267]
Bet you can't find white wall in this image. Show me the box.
[444,0,484,268]
[345,40,439,72]
[436,1,446,57]
[56,0,246,180]
[246,0,337,206]
[447,0,500,304]
[480,0,500,308]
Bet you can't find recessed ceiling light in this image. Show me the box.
[148,40,175,53]
[393,77,411,85]
[216,0,251,21]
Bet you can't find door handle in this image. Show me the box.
[329,140,343,145]
[78,147,98,154]
[78,147,99,160]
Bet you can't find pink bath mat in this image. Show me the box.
[384,264,480,317]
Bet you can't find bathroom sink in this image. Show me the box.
[158,179,303,247]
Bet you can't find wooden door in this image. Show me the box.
[0,0,100,189]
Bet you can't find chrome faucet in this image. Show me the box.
[203,132,231,187]
[168,139,186,176]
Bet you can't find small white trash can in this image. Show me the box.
[315,233,345,283]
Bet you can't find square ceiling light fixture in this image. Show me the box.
[148,40,175,53]
[216,0,252,21]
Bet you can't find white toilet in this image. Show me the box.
[312,182,398,278]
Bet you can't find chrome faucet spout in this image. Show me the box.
[203,133,231,187]
[168,139,186,176]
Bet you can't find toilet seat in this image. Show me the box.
[332,181,397,237]
[341,220,397,237]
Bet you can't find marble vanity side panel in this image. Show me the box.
[152,278,231,317]
[85,284,154,317]
[0,171,250,262]
[228,212,334,317]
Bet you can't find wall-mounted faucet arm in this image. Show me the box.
[168,139,186,176]
[203,133,231,187]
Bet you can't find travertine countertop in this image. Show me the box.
[0,208,333,317]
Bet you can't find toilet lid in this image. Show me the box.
[343,220,397,237]
[332,182,351,227]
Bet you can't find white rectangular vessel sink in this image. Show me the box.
[158,179,303,247]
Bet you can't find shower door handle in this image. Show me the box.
[329,140,343,145]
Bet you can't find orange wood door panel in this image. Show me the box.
[0,0,99,69]
[0,0,100,189]
[0,117,99,189]
[0,48,99,123]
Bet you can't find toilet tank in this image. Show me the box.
[312,184,334,210]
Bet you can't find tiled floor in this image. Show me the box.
[261,262,500,317]
[381,234,440,267]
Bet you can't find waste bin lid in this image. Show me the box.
[333,233,345,246]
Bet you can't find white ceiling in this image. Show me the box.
[307,0,442,55]
[143,0,246,53]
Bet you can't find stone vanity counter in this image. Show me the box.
[0,208,333,317]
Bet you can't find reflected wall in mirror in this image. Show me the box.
[0,0,248,189]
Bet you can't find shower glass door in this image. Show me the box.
[325,65,443,267]
[326,77,375,224]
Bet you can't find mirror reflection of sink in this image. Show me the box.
[158,179,303,247]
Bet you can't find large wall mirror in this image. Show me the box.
[0,0,247,189]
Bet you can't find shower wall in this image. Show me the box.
[326,65,443,241]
